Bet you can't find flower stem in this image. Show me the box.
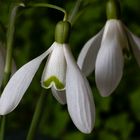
[26,90,47,140]
[0,116,6,140]
[3,3,25,86]
[28,3,68,21]
[0,3,24,140]
[68,0,82,23]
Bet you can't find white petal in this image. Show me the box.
[41,42,66,91]
[95,20,124,97]
[51,87,66,105]
[124,27,140,66]
[63,44,95,134]
[77,29,103,76]
[0,45,53,115]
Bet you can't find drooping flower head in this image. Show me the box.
[77,0,140,97]
[0,20,95,133]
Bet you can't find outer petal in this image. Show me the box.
[51,87,66,105]
[95,20,124,97]
[124,26,140,66]
[41,42,66,91]
[63,44,95,134]
[77,29,103,76]
[0,45,53,115]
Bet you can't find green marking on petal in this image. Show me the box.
[43,76,65,90]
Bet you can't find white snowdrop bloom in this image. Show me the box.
[0,21,95,134]
[78,19,140,97]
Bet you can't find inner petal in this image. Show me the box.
[41,42,66,91]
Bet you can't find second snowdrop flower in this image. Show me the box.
[78,0,140,97]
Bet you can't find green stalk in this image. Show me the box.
[3,3,25,86]
[26,91,47,140]
[68,0,82,23]
[0,116,6,140]
[68,0,99,25]
[0,3,24,140]
[28,3,68,21]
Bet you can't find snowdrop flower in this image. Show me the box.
[0,21,95,133]
[77,0,140,97]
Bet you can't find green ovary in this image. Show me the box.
[43,76,65,90]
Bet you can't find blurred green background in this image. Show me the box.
[0,0,140,140]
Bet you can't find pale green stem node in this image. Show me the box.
[55,21,71,43]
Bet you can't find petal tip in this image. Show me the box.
[79,127,93,134]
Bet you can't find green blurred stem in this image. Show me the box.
[3,3,25,86]
[28,3,68,21]
[0,116,6,140]
[68,0,82,23]
[26,91,47,140]
[0,3,24,140]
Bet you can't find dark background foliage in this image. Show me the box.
[0,0,140,140]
